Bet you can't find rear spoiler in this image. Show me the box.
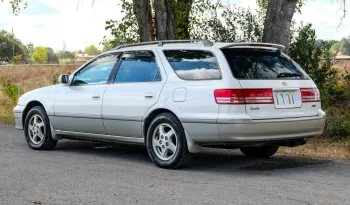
[220,43,285,51]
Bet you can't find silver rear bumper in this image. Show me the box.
[218,110,326,143]
[183,110,326,144]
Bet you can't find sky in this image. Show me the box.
[0,0,349,51]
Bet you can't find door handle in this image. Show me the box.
[145,93,156,99]
[92,95,101,99]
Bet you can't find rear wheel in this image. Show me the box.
[24,106,57,150]
[240,146,279,158]
[146,113,191,169]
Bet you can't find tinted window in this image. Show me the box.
[115,51,161,83]
[72,54,118,85]
[163,50,221,80]
[221,49,308,80]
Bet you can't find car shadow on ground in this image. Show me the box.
[54,139,332,173]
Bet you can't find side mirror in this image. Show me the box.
[58,74,69,84]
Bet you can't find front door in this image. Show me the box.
[102,50,165,137]
[51,53,119,134]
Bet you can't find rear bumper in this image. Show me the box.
[13,105,25,130]
[217,110,326,143]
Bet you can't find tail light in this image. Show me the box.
[300,88,320,102]
[214,89,273,104]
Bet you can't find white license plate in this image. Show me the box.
[273,90,301,109]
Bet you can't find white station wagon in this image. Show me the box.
[13,40,326,169]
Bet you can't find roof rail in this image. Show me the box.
[112,39,214,50]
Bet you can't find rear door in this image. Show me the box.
[221,48,320,120]
[102,50,165,137]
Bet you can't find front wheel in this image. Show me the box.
[240,146,279,158]
[146,113,191,169]
[24,106,57,150]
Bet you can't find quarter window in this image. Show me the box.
[163,50,221,80]
[72,54,118,85]
[115,51,161,83]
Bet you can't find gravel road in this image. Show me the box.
[0,124,349,205]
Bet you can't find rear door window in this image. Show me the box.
[221,49,308,80]
[115,51,161,83]
[163,50,221,80]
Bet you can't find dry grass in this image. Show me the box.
[279,137,350,161]
[0,65,78,124]
[333,61,350,74]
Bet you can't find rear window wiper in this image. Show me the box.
[277,72,302,78]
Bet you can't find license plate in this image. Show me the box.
[273,90,301,109]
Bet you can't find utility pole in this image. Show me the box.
[12,28,15,58]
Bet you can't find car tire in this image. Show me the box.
[24,106,57,150]
[146,113,191,169]
[240,146,279,158]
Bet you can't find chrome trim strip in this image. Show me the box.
[102,115,143,121]
[54,113,101,119]
[180,118,217,124]
[56,130,144,144]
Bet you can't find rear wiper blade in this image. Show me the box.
[277,72,302,78]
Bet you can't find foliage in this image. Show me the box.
[256,0,305,24]
[57,51,75,59]
[84,44,99,55]
[324,105,350,139]
[46,47,58,63]
[0,77,23,105]
[190,2,263,42]
[0,30,28,62]
[102,0,139,48]
[289,23,348,107]
[31,46,48,64]
[0,0,27,15]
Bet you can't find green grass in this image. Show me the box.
[0,115,15,125]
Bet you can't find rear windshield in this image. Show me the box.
[221,49,308,80]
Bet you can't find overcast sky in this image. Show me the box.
[0,0,349,51]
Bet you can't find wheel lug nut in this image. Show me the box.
[165,137,168,140]
[166,142,169,146]
[162,145,165,149]
[159,140,162,144]
[161,136,164,139]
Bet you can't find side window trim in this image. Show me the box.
[71,52,121,86]
[111,50,162,84]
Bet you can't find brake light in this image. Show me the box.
[300,88,320,102]
[248,43,272,47]
[214,89,274,104]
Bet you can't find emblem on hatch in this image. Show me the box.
[282,82,287,86]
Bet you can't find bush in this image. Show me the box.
[289,23,350,140]
[0,77,23,105]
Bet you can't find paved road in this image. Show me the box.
[1,124,349,205]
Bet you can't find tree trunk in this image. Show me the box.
[155,0,176,40]
[133,0,155,42]
[263,0,298,50]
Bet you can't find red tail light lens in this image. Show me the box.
[214,89,273,104]
[300,88,320,102]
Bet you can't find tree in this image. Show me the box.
[191,3,262,42]
[26,43,34,55]
[32,46,48,64]
[46,47,58,63]
[84,44,99,55]
[0,30,28,62]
